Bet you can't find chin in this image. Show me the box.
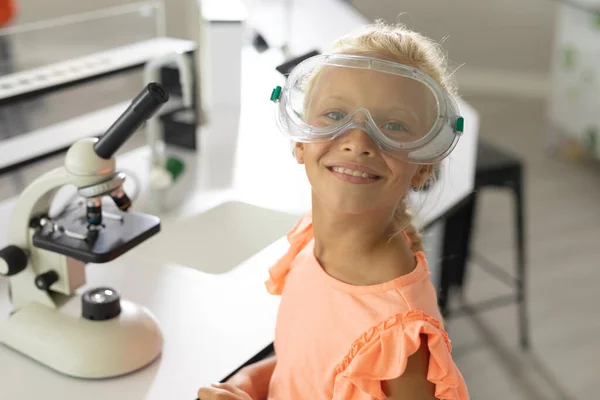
[317,193,387,216]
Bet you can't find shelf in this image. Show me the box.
[0,98,183,175]
[0,36,195,174]
[0,37,196,105]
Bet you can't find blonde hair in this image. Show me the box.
[327,20,457,253]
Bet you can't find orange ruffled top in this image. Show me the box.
[265,213,469,400]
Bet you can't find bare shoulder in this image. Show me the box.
[381,334,437,400]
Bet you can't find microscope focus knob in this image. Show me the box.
[82,287,121,321]
[0,245,28,276]
[35,270,59,291]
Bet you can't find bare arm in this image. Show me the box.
[381,335,437,400]
[227,355,277,400]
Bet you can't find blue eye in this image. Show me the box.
[382,121,408,132]
[325,111,345,121]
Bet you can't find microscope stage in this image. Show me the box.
[32,203,161,263]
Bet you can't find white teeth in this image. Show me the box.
[331,166,377,179]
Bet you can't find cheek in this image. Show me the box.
[383,156,419,191]
[302,143,338,193]
[302,143,330,166]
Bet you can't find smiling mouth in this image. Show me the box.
[327,166,381,179]
[325,166,383,185]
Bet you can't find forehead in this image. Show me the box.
[309,65,435,105]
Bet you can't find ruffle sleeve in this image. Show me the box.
[265,212,313,295]
[333,310,469,400]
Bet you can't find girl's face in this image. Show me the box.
[294,63,433,216]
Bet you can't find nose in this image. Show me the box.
[338,127,377,157]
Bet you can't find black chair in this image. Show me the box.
[439,140,529,350]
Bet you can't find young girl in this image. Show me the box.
[198,20,469,400]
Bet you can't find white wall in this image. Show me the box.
[350,0,559,98]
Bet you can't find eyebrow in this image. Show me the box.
[317,94,425,121]
[320,95,414,111]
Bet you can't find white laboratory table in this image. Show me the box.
[0,4,479,400]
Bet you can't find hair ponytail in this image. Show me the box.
[393,198,424,254]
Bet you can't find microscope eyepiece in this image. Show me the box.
[93,82,169,159]
[145,82,169,103]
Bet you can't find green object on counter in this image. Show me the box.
[166,156,185,181]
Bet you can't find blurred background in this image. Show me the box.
[0,0,599,399]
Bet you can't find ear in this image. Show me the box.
[411,165,434,188]
[293,142,305,164]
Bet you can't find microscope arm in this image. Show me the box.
[0,167,76,308]
[6,167,70,250]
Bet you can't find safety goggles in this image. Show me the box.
[270,54,464,164]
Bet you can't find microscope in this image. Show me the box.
[0,83,169,379]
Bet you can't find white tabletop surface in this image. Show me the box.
[0,3,479,399]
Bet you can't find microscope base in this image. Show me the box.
[0,299,163,379]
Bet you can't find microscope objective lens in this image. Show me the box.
[86,198,102,225]
[111,188,131,211]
